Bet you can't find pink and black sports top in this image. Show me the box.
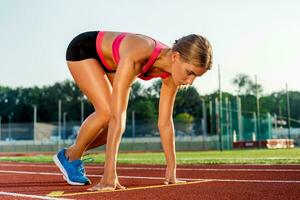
[95,31,171,81]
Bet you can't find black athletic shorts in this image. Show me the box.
[66,31,116,73]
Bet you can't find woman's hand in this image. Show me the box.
[87,176,126,191]
[164,166,186,185]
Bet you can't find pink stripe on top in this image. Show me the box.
[112,32,127,64]
[137,40,171,80]
[95,32,114,71]
[96,31,171,80]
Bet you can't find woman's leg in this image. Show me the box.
[65,59,113,161]
[85,125,108,150]
[83,73,115,151]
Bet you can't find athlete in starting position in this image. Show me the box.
[53,30,213,191]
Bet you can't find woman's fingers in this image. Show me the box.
[87,180,126,191]
[87,183,115,192]
[116,182,126,190]
[164,179,187,185]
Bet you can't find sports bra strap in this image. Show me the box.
[112,32,128,64]
[96,32,114,71]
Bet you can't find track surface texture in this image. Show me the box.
[0,162,299,200]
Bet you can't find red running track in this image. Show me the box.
[0,162,299,200]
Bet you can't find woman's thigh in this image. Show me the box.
[67,59,112,113]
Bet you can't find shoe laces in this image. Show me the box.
[77,155,95,174]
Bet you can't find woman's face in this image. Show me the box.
[171,52,208,86]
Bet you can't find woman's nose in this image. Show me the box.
[187,76,196,85]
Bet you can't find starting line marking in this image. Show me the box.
[0,191,73,200]
[48,180,212,197]
[47,191,65,197]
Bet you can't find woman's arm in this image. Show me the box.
[102,35,154,186]
[88,33,160,191]
[158,77,178,171]
[104,35,154,168]
[103,56,138,180]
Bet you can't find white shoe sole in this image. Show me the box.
[53,154,87,186]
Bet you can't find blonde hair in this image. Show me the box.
[172,34,213,70]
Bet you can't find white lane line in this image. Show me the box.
[0,170,61,176]
[204,179,300,184]
[1,169,300,184]
[0,163,299,172]
[0,191,73,200]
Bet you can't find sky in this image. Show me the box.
[0,0,299,95]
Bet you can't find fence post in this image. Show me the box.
[63,112,67,148]
[215,98,222,151]
[0,116,2,141]
[132,111,135,144]
[58,100,62,150]
[228,101,233,149]
[33,105,37,143]
[267,113,272,139]
[237,96,243,141]
[255,75,261,148]
[225,97,230,150]
[201,99,207,150]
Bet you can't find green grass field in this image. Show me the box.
[0,148,299,164]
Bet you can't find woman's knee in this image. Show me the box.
[94,109,111,125]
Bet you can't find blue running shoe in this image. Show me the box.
[53,148,91,185]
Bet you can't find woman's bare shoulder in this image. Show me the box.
[119,33,156,63]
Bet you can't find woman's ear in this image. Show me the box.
[171,51,180,63]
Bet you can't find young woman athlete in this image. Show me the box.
[53,30,212,191]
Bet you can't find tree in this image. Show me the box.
[246,81,263,96]
[144,79,162,98]
[174,113,194,133]
[1,78,299,128]
[174,86,202,119]
[231,73,263,96]
[232,73,251,95]
[130,81,144,101]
